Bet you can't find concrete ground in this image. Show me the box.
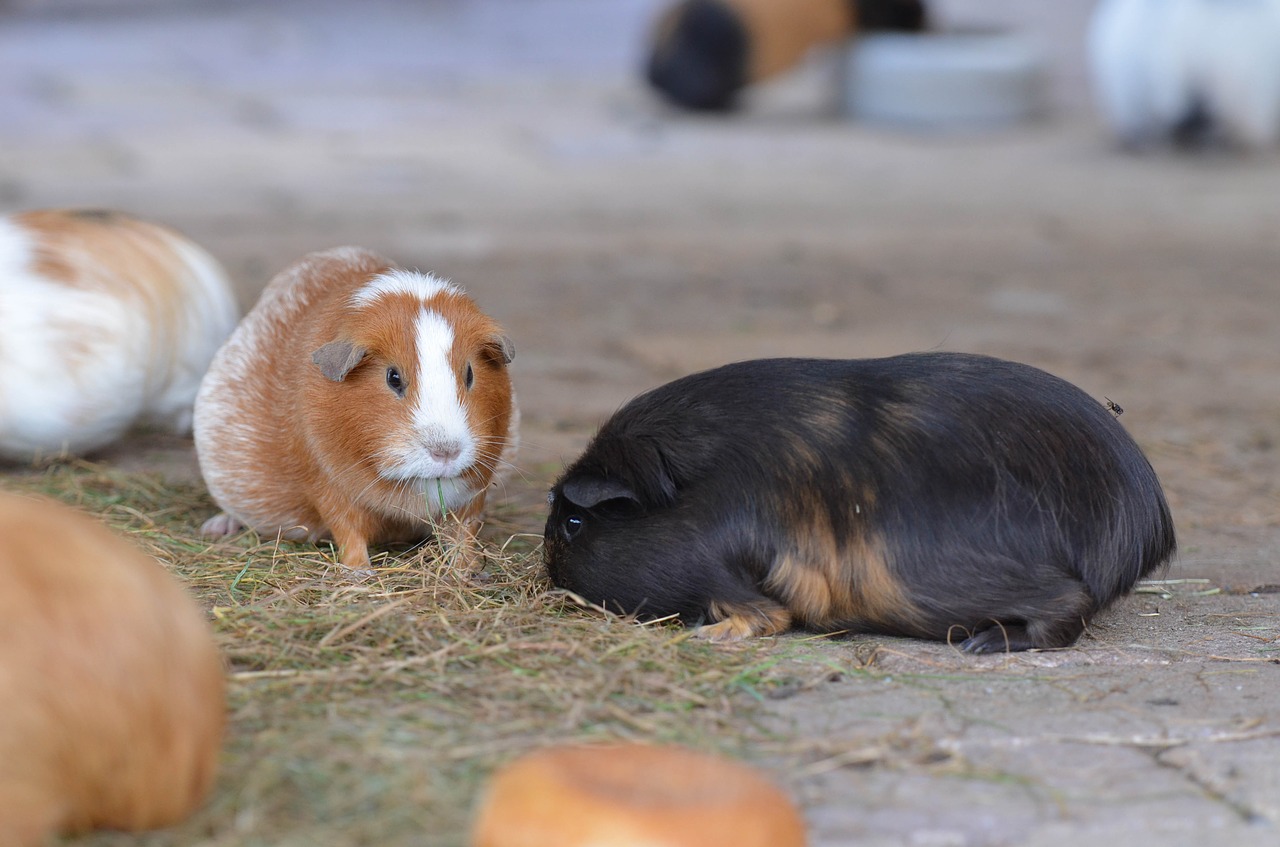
[2,1,1278,844]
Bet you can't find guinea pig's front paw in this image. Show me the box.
[695,600,793,642]
[200,512,245,538]
[693,618,755,643]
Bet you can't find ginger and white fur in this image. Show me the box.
[0,493,225,846]
[1089,0,1280,149]
[194,247,518,573]
[0,209,239,461]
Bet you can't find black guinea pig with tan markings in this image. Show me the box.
[544,353,1175,653]
[646,0,928,111]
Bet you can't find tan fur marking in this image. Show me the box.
[765,486,920,632]
[699,599,793,642]
[19,210,187,298]
[729,0,855,81]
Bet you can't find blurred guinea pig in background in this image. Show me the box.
[545,353,1176,653]
[1089,0,1280,149]
[194,247,518,574]
[0,209,240,462]
[0,492,225,846]
[645,0,928,110]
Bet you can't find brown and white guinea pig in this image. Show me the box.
[0,209,239,462]
[193,247,518,573]
[0,492,225,846]
[646,0,928,110]
[545,353,1176,653]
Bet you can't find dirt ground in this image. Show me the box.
[2,1,1279,844]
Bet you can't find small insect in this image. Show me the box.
[1105,397,1124,417]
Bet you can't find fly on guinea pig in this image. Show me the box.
[544,353,1176,653]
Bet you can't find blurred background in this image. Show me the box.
[1,0,1278,578]
[4,2,1280,844]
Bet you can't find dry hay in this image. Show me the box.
[0,458,849,847]
[4,458,1229,844]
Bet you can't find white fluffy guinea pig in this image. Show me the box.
[0,492,226,846]
[193,247,518,573]
[1089,0,1280,149]
[0,209,240,461]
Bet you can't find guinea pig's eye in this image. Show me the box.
[562,514,584,541]
[465,362,475,391]
[386,366,406,397]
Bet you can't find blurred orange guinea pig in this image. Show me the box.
[0,492,226,846]
[471,743,807,847]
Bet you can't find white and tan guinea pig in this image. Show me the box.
[0,492,226,846]
[193,247,518,573]
[1089,0,1280,149]
[0,209,239,461]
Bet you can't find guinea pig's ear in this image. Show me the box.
[312,340,368,382]
[561,475,639,510]
[484,334,515,365]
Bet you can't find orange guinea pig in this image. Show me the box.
[193,247,518,573]
[471,744,807,847]
[0,492,226,846]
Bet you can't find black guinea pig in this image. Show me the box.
[544,353,1175,653]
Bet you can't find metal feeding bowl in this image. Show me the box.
[842,30,1049,131]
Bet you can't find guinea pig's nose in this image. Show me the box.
[427,440,462,464]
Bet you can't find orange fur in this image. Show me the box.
[729,0,854,81]
[700,598,794,641]
[17,209,188,295]
[748,426,922,636]
[472,744,806,847]
[0,493,225,845]
[766,530,920,632]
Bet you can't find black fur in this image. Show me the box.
[646,0,749,111]
[544,353,1176,652]
[852,0,928,32]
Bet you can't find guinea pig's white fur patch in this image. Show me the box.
[350,268,459,307]
[408,310,475,474]
[352,270,476,485]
